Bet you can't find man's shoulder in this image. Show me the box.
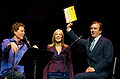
[2,38,13,41]
[100,36,111,41]
[100,36,113,45]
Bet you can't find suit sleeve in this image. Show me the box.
[67,30,87,46]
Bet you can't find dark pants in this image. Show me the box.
[2,71,25,79]
[48,72,69,79]
[75,72,97,79]
[75,72,109,79]
[48,75,69,79]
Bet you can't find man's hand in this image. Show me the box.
[66,22,73,30]
[32,45,39,49]
[85,66,95,72]
[7,42,18,54]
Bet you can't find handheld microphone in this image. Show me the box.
[24,36,31,48]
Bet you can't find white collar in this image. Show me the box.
[94,35,101,41]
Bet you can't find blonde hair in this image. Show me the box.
[48,29,67,47]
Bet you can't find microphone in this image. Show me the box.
[61,35,83,54]
[24,36,31,48]
[74,35,83,43]
[69,35,83,48]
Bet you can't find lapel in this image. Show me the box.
[87,36,103,57]
[47,46,65,56]
[86,37,93,51]
[90,36,103,56]
[86,38,92,56]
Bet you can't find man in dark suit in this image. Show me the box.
[66,21,113,79]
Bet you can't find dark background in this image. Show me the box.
[0,0,119,79]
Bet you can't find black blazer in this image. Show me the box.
[67,30,113,78]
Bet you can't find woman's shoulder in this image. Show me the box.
[63,44,68,48]
[47,44,54,47]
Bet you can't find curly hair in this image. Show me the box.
[11,22,25,35]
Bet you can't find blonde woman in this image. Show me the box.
[43,29,74,79]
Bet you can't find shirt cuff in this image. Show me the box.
[67,28,71,32]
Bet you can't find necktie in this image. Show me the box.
[89,39,95,52]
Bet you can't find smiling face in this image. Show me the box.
[11,22,25,41]
[14,26,25,40]
[54,29,63,43]
[90,22,102,38]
